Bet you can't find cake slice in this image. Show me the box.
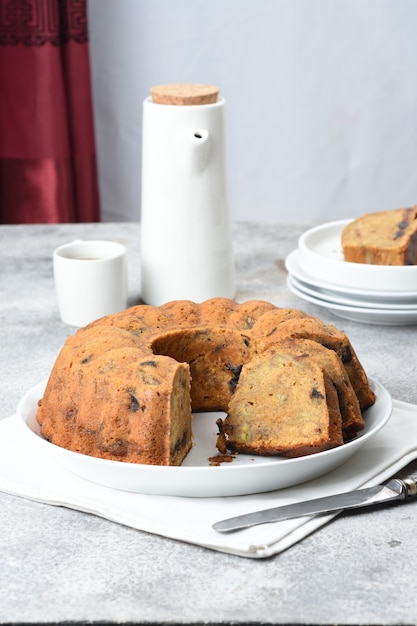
[217,349,344,458]
[266,338,365,441]
[256,316,376,411]
[342,207,417,265]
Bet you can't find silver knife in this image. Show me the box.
[213,475,417,533]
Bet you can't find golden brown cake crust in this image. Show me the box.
[37,298,375,465]
[342,207,417,265]
[37,331,193,466]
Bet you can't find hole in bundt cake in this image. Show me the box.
[150,328,251,412]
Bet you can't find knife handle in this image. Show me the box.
[401,475,417,498]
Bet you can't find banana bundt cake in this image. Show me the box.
[36,298,375,465]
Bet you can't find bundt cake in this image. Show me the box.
[37,298,376,465]
[341,207,417,265]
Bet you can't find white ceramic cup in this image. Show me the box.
[53,240,128,327]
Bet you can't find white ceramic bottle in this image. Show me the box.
[140,84,236,306]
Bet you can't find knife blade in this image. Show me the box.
[213,475,417,533]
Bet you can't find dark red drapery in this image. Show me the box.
[0,0,100,223]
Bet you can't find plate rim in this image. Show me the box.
[287,275,417,317]
[286,249,417,300]
[288,274,417,312]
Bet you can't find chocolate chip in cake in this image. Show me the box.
[226,363,243,393]
[311,388,324,400]
[130,394,140,412]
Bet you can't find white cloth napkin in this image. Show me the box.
[1,398,416,558]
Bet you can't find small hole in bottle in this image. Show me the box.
[194,132,202,139]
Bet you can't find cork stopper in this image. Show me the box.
[150,83,219,106]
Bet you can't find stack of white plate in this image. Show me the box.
[285,219,417,325]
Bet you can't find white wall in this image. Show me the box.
[88,0,417,223]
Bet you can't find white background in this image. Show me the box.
[88,0,417,223]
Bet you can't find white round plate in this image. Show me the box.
[289,274,417,311]
[298,220,417,293]
[286,250,417,302]
[17,379,392,498]
[288,276,417,325]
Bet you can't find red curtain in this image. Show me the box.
[0,0,100,223]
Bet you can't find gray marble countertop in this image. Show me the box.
[1,221,417,625]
